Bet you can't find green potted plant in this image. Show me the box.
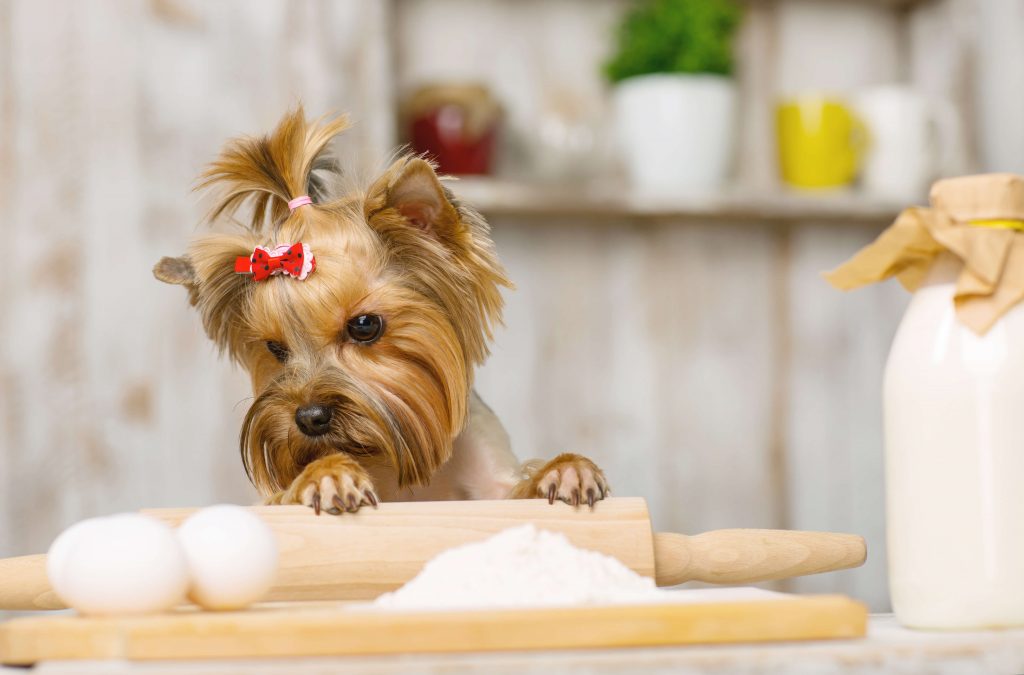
[605,0,742,194]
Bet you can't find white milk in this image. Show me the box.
[884,252,1024,628]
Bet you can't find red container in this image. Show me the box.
[405,85,501,176]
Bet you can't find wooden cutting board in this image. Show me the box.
[0,591,866,664]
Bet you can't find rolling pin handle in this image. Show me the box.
[0,554,64,611]
[653,530,867,587]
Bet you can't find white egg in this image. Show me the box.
[47,516,109,602]
[59,514,189,616]
[176,504,279,610]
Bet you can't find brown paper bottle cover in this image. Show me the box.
[824,173,1024,335]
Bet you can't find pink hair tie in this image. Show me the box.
[288,195,313,212]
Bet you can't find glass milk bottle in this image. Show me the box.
[829,173,1024,629]
[885,252,1024,628]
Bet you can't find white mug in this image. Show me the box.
[855,86,955,202]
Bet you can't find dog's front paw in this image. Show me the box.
[269,454,379,515]
[516,453,609,508]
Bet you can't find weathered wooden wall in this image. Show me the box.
[0,0,983,614]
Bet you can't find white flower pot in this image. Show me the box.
[612,74,736,194]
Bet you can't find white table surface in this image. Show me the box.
[4,615,1023,675]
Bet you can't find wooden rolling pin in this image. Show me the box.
[0,498,865,610]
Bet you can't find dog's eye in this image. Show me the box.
[266,341,289,363]
[346,314,384,344]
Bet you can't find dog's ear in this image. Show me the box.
[153,255,197,287]
[155,235,256,356]
[364,157,463,245]
[364,156,512,368]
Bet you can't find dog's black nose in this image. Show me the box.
[295,404,332,437]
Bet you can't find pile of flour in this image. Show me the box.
[373,525,662,611]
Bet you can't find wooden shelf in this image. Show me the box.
[745,0,925,7]
[447,177,908,224]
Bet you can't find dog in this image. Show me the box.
[153,108,608,514]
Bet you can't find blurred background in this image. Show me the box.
[2,0,1022,613]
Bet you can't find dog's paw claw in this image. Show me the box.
[530,454,609,510]
[279,455,376,515]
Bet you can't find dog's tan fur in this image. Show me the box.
[155,108,608,513]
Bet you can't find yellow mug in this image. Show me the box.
[776,97,865,189]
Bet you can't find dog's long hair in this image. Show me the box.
[155,108,511,494]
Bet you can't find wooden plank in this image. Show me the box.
[907,0,976,174]
[0,594,866,664]
[751,0,929,6]
[734,0,780,193]
[0,0,12,567]
[965,0,1021,172]
[450,179,903,223]
[9,616,1023,674]
[775,0,901,95]
[782,223,906,610]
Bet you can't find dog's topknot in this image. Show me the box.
[197,106,350,231]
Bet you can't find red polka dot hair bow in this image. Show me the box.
[234,243,316,282]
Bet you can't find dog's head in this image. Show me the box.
[155,108,511,494]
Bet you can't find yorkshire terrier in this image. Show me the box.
[154,108,609,514]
